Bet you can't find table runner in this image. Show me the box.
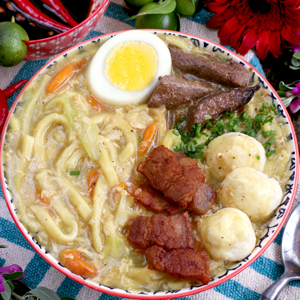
[0,1,300,299]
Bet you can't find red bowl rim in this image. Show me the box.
[1,29,299,299]
[23,0,110,45]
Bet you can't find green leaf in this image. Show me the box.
[127,0,176,20]
[176,12,181,31]
[2,272,24,280]
[290,65,300,70]
[26,287,61,300]
[0,280,12,300]
[0,245,7,249]
[276,90,286,97]
[293,51,300,60]
[282,95,297,108]
[279,81,292,91]
[60,297,76,300]
[5,280,14,291]
[291,56,300,67]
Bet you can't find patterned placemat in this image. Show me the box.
[1,1,299,299]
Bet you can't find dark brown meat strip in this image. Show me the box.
[187,85,260,130]
[187,182,217,215]
[137,145,183,192]
[168,44,250,87]
[147,75,213,108]
[129,182,179,215]
[145,245,211,284]
[163,152,206,208]
[126,212,193,251]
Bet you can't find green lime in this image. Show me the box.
[135,3,179,31]
[124,0,155,10]
[0,21,29,67]
[175,0,195,16]
[177,0,203,17]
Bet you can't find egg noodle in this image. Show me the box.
[3,35,293,292]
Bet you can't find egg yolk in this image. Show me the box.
[105,41,158,92]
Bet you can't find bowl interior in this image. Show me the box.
[1,30,299,299]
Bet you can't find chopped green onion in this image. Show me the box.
[173,130,179,136]
[274,111,279,115]
[270,104,276,111]
[266,150,276,157]
[267,137,276,144]
[262,103,268,108]
[191,124,196,131]
[206,122,212,129]
[243,113,250,120]
[192,139,197,145]
[196,132,201,138]
[259,108,264,112]
[70,171,80,176]
[255,114,262,123]
[138,136,142,142]
[256,155,260,160]
[205,115,212,120]
[190,144,196,152]
[197,144,205,150]
[270,130,277,136]
[178,116,186,122]
[262,110,269,116]
[194,152,203,159]
[210,127,218,133]
[262,131,270,138]
[225,111,234,119]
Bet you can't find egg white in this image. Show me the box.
[86,30,172,106]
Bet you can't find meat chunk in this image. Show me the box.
[187,85,260,130]
[138,146,214,210]
[168,44,250,87]
[137,145,182,192]
[129,182,179,215]
[145,245,211,284]
[126,212,193,251]
[148,75,213,108]
[187,182,217,215]
[164,152,206,208]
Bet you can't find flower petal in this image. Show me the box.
[256,30,271,60]
[218,17,240,44]
[0,264,23,274]
[269,30,282,58]
[289,97,300,113]
[237,29,259,56]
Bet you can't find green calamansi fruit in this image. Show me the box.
[0,21,29,67]
[176,0,203,17]
[135,3,179,31]
[124,0,155,11]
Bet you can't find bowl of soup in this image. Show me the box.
[0,0,110,60]
[1,29,299,298]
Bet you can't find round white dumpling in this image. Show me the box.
[200,208,256,261]
[205,132,266,181]
[219,167,283,223]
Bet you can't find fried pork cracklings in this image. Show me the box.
[205,132,266,182]
[219,167,283,223]
[200,208,256,261]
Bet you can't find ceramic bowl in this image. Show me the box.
[23,0,110,61]
[1,30,299,299]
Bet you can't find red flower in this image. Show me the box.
[204,0,300,60]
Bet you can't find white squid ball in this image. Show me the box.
[200,208,256,261]
[219,167,283,223]
[205,132,266,182]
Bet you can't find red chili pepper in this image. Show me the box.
[3,79,28,98]
[0,79,28,134]
[12,0,71,32]
[40,0,78,27]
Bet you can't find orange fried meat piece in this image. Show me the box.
[126,212,193,251]
[145,245,211,284]
[130,182,178,215]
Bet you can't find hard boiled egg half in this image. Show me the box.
[86,30,172,105]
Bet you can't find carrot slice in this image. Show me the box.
[36,188,50,205]
[47,59,85,93]
[139,121,158,155]
[60,250,97,278]
[88,170,99,197]
[87,95,105,112]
